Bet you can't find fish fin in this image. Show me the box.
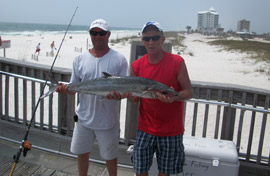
[102,72,113,78]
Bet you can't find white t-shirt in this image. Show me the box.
[70,49,128,130]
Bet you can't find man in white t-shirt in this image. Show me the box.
[56,19,128,176]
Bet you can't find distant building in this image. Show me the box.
[197,7,219,35]
[237,19,250,32]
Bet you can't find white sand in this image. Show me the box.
[176,33,270,90]
[2,32,269,89]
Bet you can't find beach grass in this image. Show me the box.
[208,40,270,63]
[163,31,185,47]
[110,35,139,44]
[109,31,185,47]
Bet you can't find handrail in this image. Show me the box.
[1,70,269,115]
[0,70,68,85]
[1,70,269,114]
[188,98,270,114]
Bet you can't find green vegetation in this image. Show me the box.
[109,31,185,47]
[208,40,270,63]
[110,35,139,44]
[163,31,185,47]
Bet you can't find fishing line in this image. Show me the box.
[9,6,78,176]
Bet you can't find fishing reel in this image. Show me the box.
[22,140,31,157]
[12,140,31,162]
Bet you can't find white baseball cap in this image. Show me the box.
[89,19,110,31]
[141,21,163,33]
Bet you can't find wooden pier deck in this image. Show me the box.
[0,121,134,176]
[0,138,134,176]
[0,155,76,176]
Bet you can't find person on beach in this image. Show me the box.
[111,21,193,176]
[56,19,128,176]
[0,36,2,47]
[50,41,56,56]
[35,43,40,55]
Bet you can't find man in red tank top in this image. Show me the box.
[124,21,193,176]
[108,21,193,175]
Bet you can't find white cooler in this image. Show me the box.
[148,136,240,176]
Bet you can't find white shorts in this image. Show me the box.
[70,122,119,160]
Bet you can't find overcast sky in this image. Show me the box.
[1,0,270,34]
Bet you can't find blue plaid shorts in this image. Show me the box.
[131,130,185,175]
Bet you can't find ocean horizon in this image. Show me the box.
[0,21,140,36]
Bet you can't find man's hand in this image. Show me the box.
[155,92,175,103]
[106,91,139,103]
[56,83,69,94]
[106,91,122,100]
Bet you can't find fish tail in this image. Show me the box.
[40,85,57,99]
[40,72,59,99]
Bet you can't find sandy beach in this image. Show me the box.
[2,32,269,90]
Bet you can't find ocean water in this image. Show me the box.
[0,22,139,36]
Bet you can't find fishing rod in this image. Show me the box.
[9,6,78,176]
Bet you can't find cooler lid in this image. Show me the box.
[183,136,239,163]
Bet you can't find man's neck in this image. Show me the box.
[90,47,110,58]
[148,50,164,64]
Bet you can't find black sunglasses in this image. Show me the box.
[142,35,162,42]
[90,30,108,36]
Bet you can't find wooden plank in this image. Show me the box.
[2,160,25,176]
[32,166,55,175]
[214,89,222,139]
[202,89,211,137]
[40,70,44,129]
[49,91,53,132]
[14,66,19,123]
[237,92,247,153]
[183,101,187,124]
[56,73,64,134]
[52,170,76,176]
[257,96,269,164]
[14,77,19,123]
[0,73,2,119]
[12,162,40,176]
[23,67,27,126]
[23,79,27,125]
[0,155,13,175]
[5,75,10,120]
[246,94,258,161]
[58,94,65,134]
[66,95,72,136]
[191,87,200,136]
[221,90,236,140]
[31,69,36,127]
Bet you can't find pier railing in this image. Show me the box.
[0,56,270,168]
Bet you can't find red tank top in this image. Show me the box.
[132,52,185,136]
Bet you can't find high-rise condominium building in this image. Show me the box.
[197,7,219,34]
[237,19,250,32]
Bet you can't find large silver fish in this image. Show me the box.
[41,72,179,99]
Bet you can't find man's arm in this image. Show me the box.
[176,61,193,100]
[155,61,193,103]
